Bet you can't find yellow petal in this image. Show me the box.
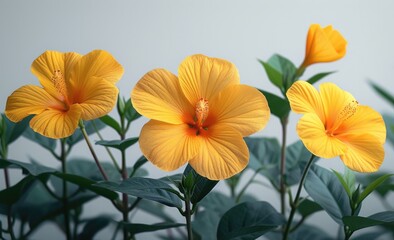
[210,85,270,136]
[178,54,240,106]
[71,50,124,86]
[74,77,119,120]
[189,124,249,180]
[29,104,82,139]
[303,24,346,66]
[340,135,384,172]
[5,85,64,122]
[336,106,386,144]
[297,113,347,158]
[319,82,356,131]
[139,120,201,171]
[286,81,325,122]
[132,69,195,124]
[31,51,82,100]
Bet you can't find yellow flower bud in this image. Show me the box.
[301,24,347,68]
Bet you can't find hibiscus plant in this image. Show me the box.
[0,24,393,240]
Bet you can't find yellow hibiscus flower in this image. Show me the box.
[287,81,386,172]
[301,24,347,67]
[5,50,124,139]
[131,54,270,180]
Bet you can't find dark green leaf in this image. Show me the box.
[124,99,142,122]
[245,137,280,187]
[333,170,353,199]
[100,115,122,134]
[96,177,182,208]
[4,114,31,144]
[307,71,335,85]
[123,222,184,235]
[266,54,297,91]
[356,174,393,206]
[77,216,112,240]
[96,137,139,151]
[183,165,218,204]
[285,141,316,186]
[137,200,175,222]
[23,127,57,152]
[258,59,283,89]
[258,89,290,120]
[343,211,394,231]
[304,165,351,224]
[297,198,323,218]
[217,201,284,240]
[130,155,148,177]
[193,192,237,240]
[0,175,36,205]
[0,159,118,201]
[369,81,394,107]
[0,159,57,176]
[356,171,394,198]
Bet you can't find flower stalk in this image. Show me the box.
[279,116,288,216]
[60,139,71,240]
[283,154,315,240]
[79,120,109,181]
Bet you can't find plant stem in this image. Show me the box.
[121,145,129,240]
[282,154,315,240]
[279,116,288,216]
[60,139,71,240]
[92,120,121,172]
[185,196,193,240]
[2,143,16,240]
[79,120,109,181]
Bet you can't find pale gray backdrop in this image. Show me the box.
[1,0,393,239]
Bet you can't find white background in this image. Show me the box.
[1,0,393,239]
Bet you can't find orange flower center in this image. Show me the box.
[191,98,209,135]
[51,70,70,110]
[326,99,358,136]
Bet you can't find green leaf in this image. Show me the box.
[100,115,122,134]
[306,71,335,85]
[245,137,281,187]
[333,170,353,199]
[356,174,393,206]
[136,199,176,222]
[96,137,139,151]
[369,81,394,107]
[285,141,316,186]
[4,114,31,145]
[259,59,283,89]
[124,98,142,122]
[0,175,36,205]
[217,201,284,240]
[95,177,182,208]
[130,155,148,177]
[183,165,218,204]
[383,114,394,147]
[23,127,57,152]
[258,89,290,120]
[297,198,323,219]
[343,211,394,231]
[123,222,184,235]
[0,159,57,176]
[304,165,351,224]
[0,159,118,201]
[264,54,297,91]
[77,216,112,240]
[193,192,237,240]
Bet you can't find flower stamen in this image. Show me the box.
[51,70,68,100]
[193,98,209,135]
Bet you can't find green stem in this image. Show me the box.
[236,170,260,203]
[79,121,109,181]
[60,139,71,240]
[185,196,193,240]
[2,147,16,240]
[92,120,121,172]
[282,154,315,240]
[279,117,288,217]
